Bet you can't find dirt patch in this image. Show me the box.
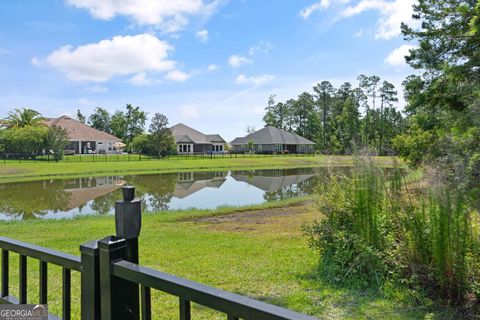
[192,201,320,236]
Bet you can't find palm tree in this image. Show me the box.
[3,108,45,128]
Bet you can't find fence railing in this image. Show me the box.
[0,152,316,164]
[0,237,81,319]
[0,186,318,320]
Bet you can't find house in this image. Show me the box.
[230,126,315,153]
[44,116,122,154]
[170,123,226,154]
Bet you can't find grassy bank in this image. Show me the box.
[0,198,452,319]
[0,155,400,183]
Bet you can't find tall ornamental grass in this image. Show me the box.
[304,158,480,304]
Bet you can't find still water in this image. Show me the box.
[0,168,331,220]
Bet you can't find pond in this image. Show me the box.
[0,168,338,220]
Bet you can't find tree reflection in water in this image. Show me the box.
[0,168,337,220]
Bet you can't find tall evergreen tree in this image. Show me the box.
[313,81,335,152]
[393,0,480,183]
[378,81,398,153]
[294,92,315,140]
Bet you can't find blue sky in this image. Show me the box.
[0,0,417,140]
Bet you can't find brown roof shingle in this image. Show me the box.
[44,116,121,142]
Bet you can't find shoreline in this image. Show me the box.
[0,155,401,183]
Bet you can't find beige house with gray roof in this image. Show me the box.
[230,126,315,153]
[170,123,226,154]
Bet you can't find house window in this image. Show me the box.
[257,145,262,152]
[98,142,103,145]
[178,144,192,153]
[274,144,283,152]
[178,172,193,181]
[299,145,311,152]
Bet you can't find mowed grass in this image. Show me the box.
[0,155,401,183]
[0,198,447,319]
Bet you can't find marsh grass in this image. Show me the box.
[305,157,480,304]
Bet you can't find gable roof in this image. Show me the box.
[170,123,226,144]
[231,126,315,145]
[44,116,121,142]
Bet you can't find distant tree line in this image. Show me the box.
[76,104,176,156]
[263,75,404,155]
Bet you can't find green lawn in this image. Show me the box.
[0,155,400,183]
[0,199,450,319]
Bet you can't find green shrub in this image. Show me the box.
[304,159,390,287]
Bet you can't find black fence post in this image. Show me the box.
[1,249,9,297]
[99,236,139,320]
[97,186,142,320]
[115,186,141,264]
[80,241,101,320]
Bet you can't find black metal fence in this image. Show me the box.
[0,186,317,320]
[0,152,316,163]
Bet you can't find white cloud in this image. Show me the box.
[248,40,273,56]
[86,85,109,93]
[30,57,41,66]
[384,44,416,66]
[300,0,350,19]
[235,74,275,86]
[300,0,332,18]
[130,72,153,86]
[65,0,217,33]
[164,70,190,82]
[77,98,95,106]
[341,0,418,39]
[207,64,219,71]
[228,55,252,68]
[38,34,175,82]
[196,29,209,42]
[179,105,200,120]
[354,29,364,37]
[180,105,200,120]
[301,0,418,40]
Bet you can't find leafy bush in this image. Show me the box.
[2,125,47,155]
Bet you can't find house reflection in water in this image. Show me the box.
[0,168,320,220]
[231,170,316,192]
[63,177,125,211]
[0,176,125,219]
[174,172,227,199]
[230,169,318,201]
